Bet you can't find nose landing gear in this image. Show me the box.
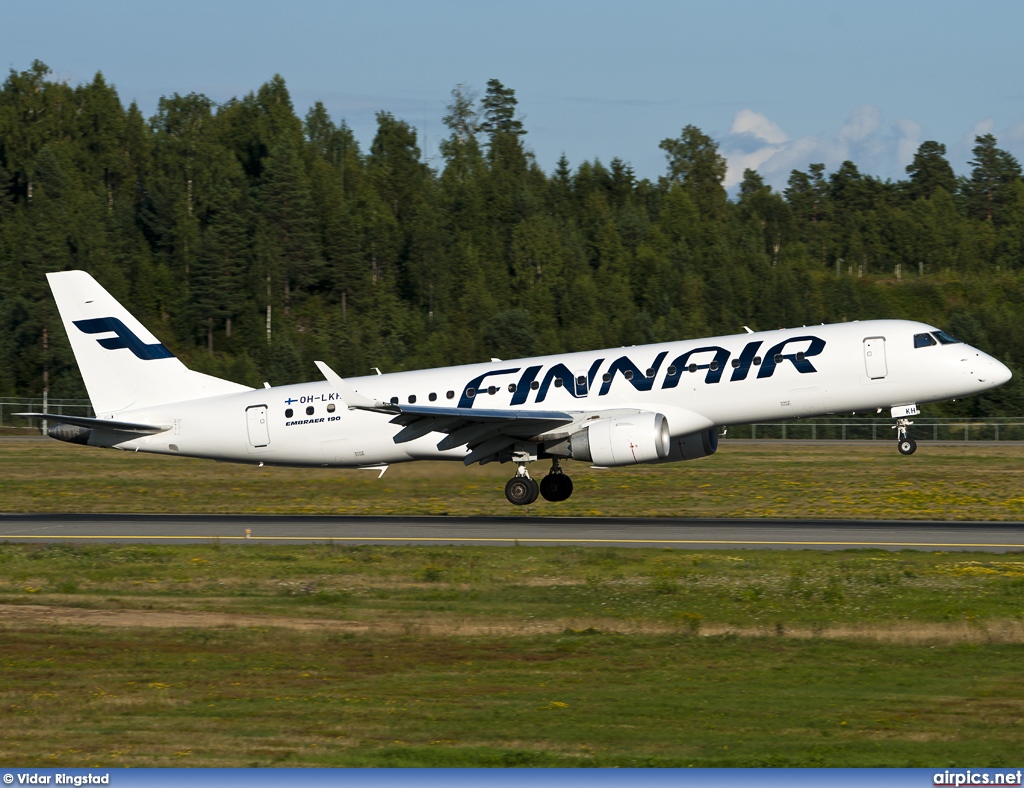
[894,417,917,455]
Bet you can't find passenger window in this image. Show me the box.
[709,361,719,372]
[666,366,677,376]
[487,386,497,395]
[602,372,612,382]
[577,375,587,386]
[932,330,961,345]
[731,359,740,368]
[530,381,540,390]
[285,408,293,418]
[688,364,697,373]
[753,356,762,365]
[408,395,417,404]
[796,352,805,361]
[465,388,476,399]
[508,384,516,393]
[390,397,399,405]
[429,392,437,402]
[645,368,655,378]
[327,403,336,413]
[914,333,935,348]
[306,406,315,416]
[554,378,563,388]
[623,370,634,381]
[446,390,454,399]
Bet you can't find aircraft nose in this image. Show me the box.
[992,358,1013,387]
[970,352,1012,387]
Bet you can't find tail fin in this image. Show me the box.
[48,270,251,414]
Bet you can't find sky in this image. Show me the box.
[3,0,1024,191]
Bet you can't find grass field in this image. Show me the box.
[2,437,1024,519]
[2,542,1024,766]
[2,439,1024,767]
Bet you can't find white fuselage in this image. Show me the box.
[89,319,1010,469]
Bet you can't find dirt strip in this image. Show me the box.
[2,603,1022,644]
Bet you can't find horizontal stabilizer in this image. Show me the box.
[15,413,170,435]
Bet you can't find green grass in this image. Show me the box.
[3,439,1024,766]
[3,438,1024,519]
[3,543,1024,630]
[2,543,1024,766]
[3,627,1023,767]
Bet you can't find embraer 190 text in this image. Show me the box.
[20,271,1013,505]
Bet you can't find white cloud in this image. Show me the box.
[730,109,788,145]
[721,105,928,189]
[837,105,882,144]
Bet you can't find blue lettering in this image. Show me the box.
[729,340,763,382]
[510,365,542,406]
[536,364,577,403]
[662,346,730,388]
[599,351,668,395]
[756,336,826,378]
[458,367,521,408]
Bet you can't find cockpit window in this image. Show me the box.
[914,333,936,348]
[932,330,961,345]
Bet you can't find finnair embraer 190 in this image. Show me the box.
[20,271,1013,506]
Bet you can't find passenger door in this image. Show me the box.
[246,404,270,448]
[863,337,888,380]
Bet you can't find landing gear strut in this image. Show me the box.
[539,459,574,502]
[894,417,917,456]
[504,464,539,505]
[504,459,574,505]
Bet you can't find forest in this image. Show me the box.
[2,60,1023,416]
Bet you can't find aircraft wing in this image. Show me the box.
[387,404,575,465]
[313,360,576,464]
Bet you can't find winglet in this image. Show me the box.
[314,361,389,411]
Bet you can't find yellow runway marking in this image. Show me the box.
[0,534,1021,548]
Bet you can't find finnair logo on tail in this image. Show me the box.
[73,317,174,360]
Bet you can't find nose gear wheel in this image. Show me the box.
[894,417,917,455]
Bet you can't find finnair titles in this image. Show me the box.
[20,271,1012,505]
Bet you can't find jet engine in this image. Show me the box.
[670,426,718,461]
[557,412,671,466]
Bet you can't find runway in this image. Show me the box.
[1,513,1023,551]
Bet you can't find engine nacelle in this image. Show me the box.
[563,412,671,466]
[668,426,719,462]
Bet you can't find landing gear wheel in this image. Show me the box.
[505,475,539,506]
[898,437,917,456]
[540,473,574,502]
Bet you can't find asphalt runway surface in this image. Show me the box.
[1,513,1023,551]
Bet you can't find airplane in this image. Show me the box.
[18,270,1013,506]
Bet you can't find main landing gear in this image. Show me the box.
[504,467,539,506]
[504,459,574,506]
[895,417,917,455]
[539,459,574,502]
